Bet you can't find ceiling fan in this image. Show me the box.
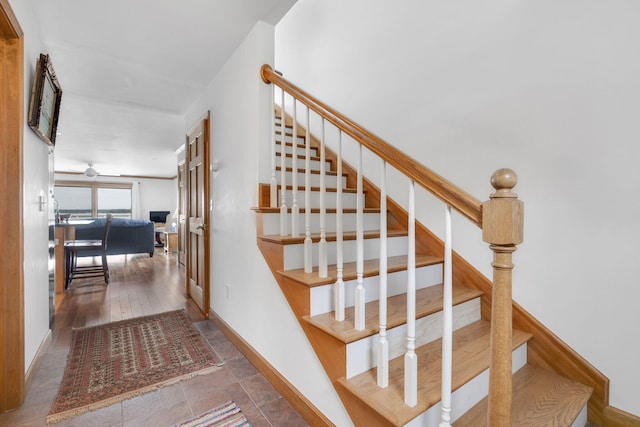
[84,163,98,177]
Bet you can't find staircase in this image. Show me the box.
[254,65,602,426]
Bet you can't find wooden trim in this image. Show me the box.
[0,0,22,37]
[55,171,178,180]
[604,405,640,427]
[0,0,25,412]
[211,313,336,427]
[261,64,482,226]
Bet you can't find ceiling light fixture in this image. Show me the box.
[84,163,97,178]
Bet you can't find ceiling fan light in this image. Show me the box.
[85,164,97,177]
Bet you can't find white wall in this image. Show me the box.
[184,21,352,426]
[276,0,640,416]
[9,0,54,375]
[54,174,178,221]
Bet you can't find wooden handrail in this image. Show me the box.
[261,64,483,227]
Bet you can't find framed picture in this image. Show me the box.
[28,54,62,146]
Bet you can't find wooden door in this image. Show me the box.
[177,161,186,266]
[186,113,210,317]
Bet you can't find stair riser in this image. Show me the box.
[260,211,380,235]
[276,170,347,189]
[278,189,359,210]
[346,298,481,378]
[309,264,443,316]
[283,236,409,270]
[276,155,331,171]
[403,344,528,426]
[275,143,316,158]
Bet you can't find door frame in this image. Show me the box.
[185,112,211,318]
[0,0,25,412]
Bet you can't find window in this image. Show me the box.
[55,181,132,219]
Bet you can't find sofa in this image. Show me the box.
[73,217,155,257]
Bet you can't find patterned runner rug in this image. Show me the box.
[173,401,251,427]
[46,310,222,424]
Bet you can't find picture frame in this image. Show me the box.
[28,54,62,146]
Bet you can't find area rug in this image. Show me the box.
[173,401,251,427]
[46,310,222,424]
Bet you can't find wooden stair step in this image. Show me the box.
[274,139,308,150]
[279,254,442,287]
[275,128,306,136]
[276,152,323,161]
[277,184,359,193]
[303,284,483,343]
[276,166,345,177]
[260,229,407,245]
[336,320,533,426]
[252,207,382,214]
[453,364,593,426]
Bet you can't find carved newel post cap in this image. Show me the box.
[483,168,523,245]
[490,168,518,199]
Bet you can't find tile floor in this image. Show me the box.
[0,252,310,427]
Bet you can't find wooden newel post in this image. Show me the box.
[482,168,524,426]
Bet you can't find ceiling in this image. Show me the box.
[31,0,296,178]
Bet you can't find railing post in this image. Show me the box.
[482,168,524,427]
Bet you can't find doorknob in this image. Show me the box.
[197,224,207,231]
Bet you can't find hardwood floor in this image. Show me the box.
[0,250,309,427]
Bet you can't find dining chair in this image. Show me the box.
[64,214,113,288]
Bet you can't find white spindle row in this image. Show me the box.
[377,160,389,388]
[335,130,345,321]
[279,89,287,236]
[319,118,328,278]
[273,86,455,418]
[303,105,312,273]
[440,205,453,426]
[404,180,417,407]
[270,86,277,208]
[291,101,300,237]
[354,144,365,331]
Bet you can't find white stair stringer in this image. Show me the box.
[346,297,481,378]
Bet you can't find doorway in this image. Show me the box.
[185,113,210,318]
[0,0,26,411]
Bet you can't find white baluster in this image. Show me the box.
[279,89,287,236]
[270,85,277,208]
[404,180,417,407]
[290,100,300,237]
[354,144,365,331]
[334,130,345,321]
[303,105,312,273]
[318,117,328,278]
[377,160,388,388]
[440,205,453,427]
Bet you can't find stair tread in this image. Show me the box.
[276,152,325,161]
[252,207,382,214]
[303,284,483,343]
[276,166,345,177]
[260,229,407,245]
[337,320,533,426]
[277,184,359,193]
[279,254,443,287]
[453,364,593,427]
